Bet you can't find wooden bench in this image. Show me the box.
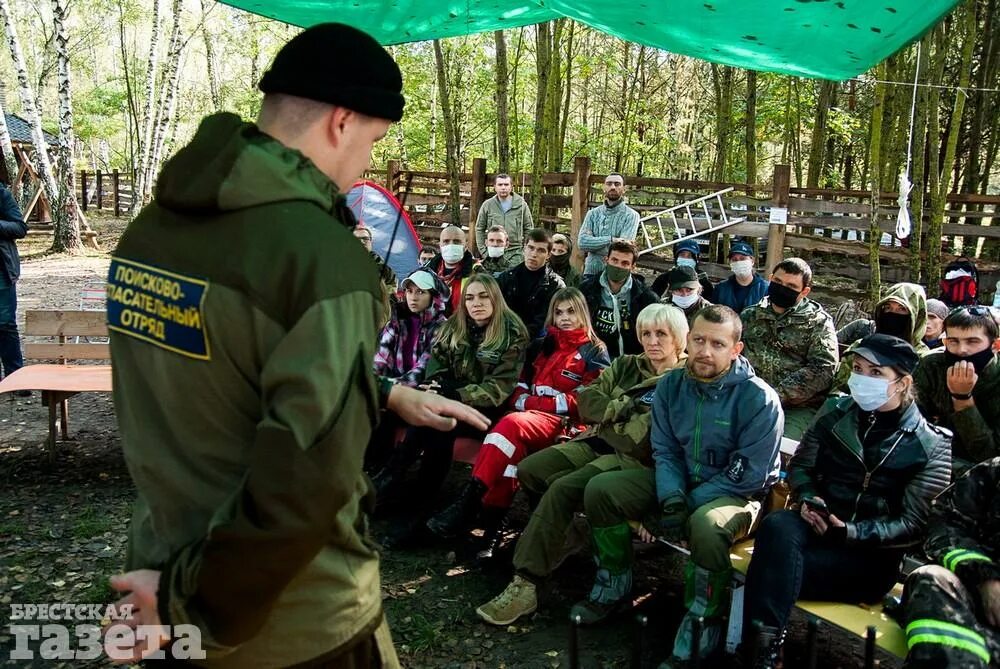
[0,310,112,461]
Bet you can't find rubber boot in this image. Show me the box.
[669,563,731,661]
[476,505,510,560]
[569,523,633,625]
[427,478,488,539]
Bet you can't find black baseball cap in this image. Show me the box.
[848,333,919,375]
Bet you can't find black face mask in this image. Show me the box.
[876,311,912,341]
[549,253,570,270]
[767,281,800,310]
[944,346,996,374]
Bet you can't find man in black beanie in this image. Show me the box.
[104,23,488,668]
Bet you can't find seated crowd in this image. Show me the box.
[360,213,1000,669]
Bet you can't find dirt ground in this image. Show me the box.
[0,215,900,668]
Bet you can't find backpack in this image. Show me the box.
[939,257,979,307]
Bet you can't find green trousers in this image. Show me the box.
[513,439,657,579]
[783,406,818,442]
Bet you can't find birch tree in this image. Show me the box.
[51,0,83,252]
[145,0,183,203]
[132,0,161,214]
[0,0,60,230]
[0,96,20,202]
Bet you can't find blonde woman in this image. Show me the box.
[374,272,529,547]
[477,303,690,625]
[426,287,611,556]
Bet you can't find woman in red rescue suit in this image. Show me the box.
[426,287,611,557]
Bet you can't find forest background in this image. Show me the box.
[0,0,996,271]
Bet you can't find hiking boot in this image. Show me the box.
[426,478,487,540]
[476,575,538,626]
[745,624,785,669]
[569,595,630,625]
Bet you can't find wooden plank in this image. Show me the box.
[0,364,112,393]
[25,310,108,336]
[24,343,110,361]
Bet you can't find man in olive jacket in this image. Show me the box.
[105,24,487,668]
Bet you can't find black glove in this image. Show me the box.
[658,493,690,542]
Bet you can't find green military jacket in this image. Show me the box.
[576,353,678,466]
[424,313,529,407]
[108,113,386,667]
[914,351,1000,467]
[830,282,930,394]
[474,193,533,265]
[741,296,839,408]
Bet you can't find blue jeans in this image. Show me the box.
[0,278,23,377]
[743,510,902,630]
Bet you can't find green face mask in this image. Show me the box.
[604,264,630,283]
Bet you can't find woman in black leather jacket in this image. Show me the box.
[741,334,952,667]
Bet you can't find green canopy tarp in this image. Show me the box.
[220,0,960,80]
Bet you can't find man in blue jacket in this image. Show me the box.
[713,240,769,314]
[0,183,27,386]
[651,304,783,666]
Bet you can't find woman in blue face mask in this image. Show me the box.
[739,333,952,667]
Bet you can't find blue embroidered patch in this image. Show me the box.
[640,390,656,405]
[106,257,211,360]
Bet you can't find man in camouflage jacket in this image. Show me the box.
[901,457,1000,668]
[740,257,838,439]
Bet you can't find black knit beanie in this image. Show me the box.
[259,23,404,122]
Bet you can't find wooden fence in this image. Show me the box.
[79,170,134,217]
[367,157,1000,278]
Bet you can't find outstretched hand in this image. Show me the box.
[387,384,490,432]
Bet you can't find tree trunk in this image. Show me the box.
[132,0,161,215]
[745,69,757,184]
[200,0,220,111]
[530,22,553,223]
[0,0,60,227]
[807,79,835,189]
[711,64,734,181]
[909,36,932,282]
[51,0,83,252]
[145,0,183,201]
[929,3,975,285]
[868,63,887,304]
[433,39,461,228]
[0,99,20,200]
[493,30,510,173]
[556,20,575,171]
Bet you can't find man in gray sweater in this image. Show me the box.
[578,173,641,276]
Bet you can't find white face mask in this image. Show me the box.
[671,292,699,309]
[676,258,697,269]
[847,372,899,412]
[486,246,505,259]
[441,244,465,263]
[730,259,753,277]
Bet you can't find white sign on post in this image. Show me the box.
[768,207,788,225]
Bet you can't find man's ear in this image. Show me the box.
[732,340,744,358]
[800,286,812,300]
[326,106,355,148]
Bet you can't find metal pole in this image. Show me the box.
[631,614,647,669]
[690,616,704,669]
[806,617,820,669]
[863,625,877,669]
[569,613,581,669]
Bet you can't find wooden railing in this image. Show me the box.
[79,170,134,217]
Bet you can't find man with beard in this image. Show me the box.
[578,173,640,277]
[914,306,1000,470]
[740,257,839,440]
[652,305,783,666]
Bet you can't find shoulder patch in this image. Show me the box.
[639,389,656,405]
[106,257,211,360]
[725,455,749,483]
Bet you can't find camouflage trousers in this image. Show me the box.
[901,565,1000,668]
